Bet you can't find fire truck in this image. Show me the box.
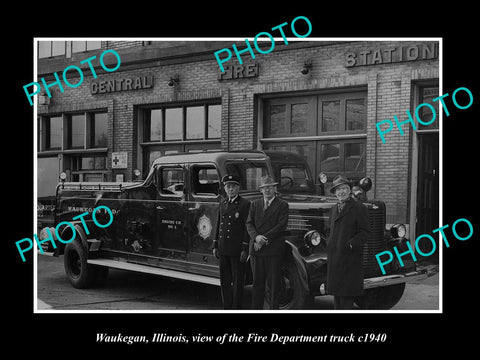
[38,150,427,309]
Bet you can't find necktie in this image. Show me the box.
[264,200,269,211]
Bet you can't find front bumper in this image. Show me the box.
[363,269,429,289]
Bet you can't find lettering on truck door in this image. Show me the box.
[155,165,188,259]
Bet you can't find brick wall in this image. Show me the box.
[37,40,439,225]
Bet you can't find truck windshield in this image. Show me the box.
[277,165,314,193]
[225,162,268,191]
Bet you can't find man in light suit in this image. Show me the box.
[246,175,289,310]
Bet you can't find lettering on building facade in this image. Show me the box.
[345,42,438,67]
[91,75,154,94]
[218,63,259,80]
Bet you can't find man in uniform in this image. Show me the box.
[213,174,250,309]
[327,174,371,310]
[246,175,289,310]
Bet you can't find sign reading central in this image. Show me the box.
[91,75,154,94]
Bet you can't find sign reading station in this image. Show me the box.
[345,42,438,67]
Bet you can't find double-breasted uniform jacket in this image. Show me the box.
[326,197,371,297]
[213,195,250,256]
[246,196,289,256]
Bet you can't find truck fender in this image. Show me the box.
[58,222,89,252]
[284,240,309,293]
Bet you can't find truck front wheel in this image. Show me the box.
[354,283,406,310]
[265,260,309,310]
[64,240,107,289]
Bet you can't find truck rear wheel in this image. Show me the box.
[354,283,406,310]
[64,240,107,288]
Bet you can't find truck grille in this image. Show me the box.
[287,217,312,231]
[363,204,387,276]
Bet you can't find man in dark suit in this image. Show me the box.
[246,175,289,310]
[327,174,371,310]
[213,174,250,309]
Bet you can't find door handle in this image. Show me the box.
[156,205,164,210]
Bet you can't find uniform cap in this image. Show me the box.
[221,174,240,185]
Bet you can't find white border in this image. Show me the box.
[33,37,442,314]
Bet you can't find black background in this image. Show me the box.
[5,5,478,354]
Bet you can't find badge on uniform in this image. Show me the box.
[235,212,239,218]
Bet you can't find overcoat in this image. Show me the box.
[326,197,371,296]
[214,195,250,256]
[246,196,289,256]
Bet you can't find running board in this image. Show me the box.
[87,258,220,286]
[363,269,429,289]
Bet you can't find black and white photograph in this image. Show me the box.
[32,36,441,313]
[6,9,479,353]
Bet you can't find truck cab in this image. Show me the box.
[39,150,427,310]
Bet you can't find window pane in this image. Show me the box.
[81,157,94,170]
[52,41,65,56]
[72,41,86,53]
[38,41,51,58]
[193,167,219,195]
[265,144,287,151]
[322,100,340,131]
[164,150,179,155]
[48,116,62,149]
[86,41,101,50]
[345,142,365,172]
[269,104,286,135]
[346,98,365,131]
[186,106,204,140]
[418,87,439,130]
[290,144,308,162]
[280,167,309,189]
[291,103,308,134]
[37,157,59,197]
[94,156,106,170]
[320,144,340,172]
[207,104,221,139]
[165,108,183,140]
[150,109,163,141]
[149,151,162,168]
[322,101,340,132]
[71,114,85,148]
[93,113,108,147]
[161,168,185,195]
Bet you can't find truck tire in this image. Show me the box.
[354,283,406,310]
[265,260,309,310]
[64,240,97,289]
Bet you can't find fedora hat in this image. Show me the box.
[258,175,278,188]
[330,174,351,193]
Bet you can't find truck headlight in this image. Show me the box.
[390,224,406,238]
[304,230,322,247]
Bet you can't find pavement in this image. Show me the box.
[36,255,440,311]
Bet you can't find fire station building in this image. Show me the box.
[36,39,440,241]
